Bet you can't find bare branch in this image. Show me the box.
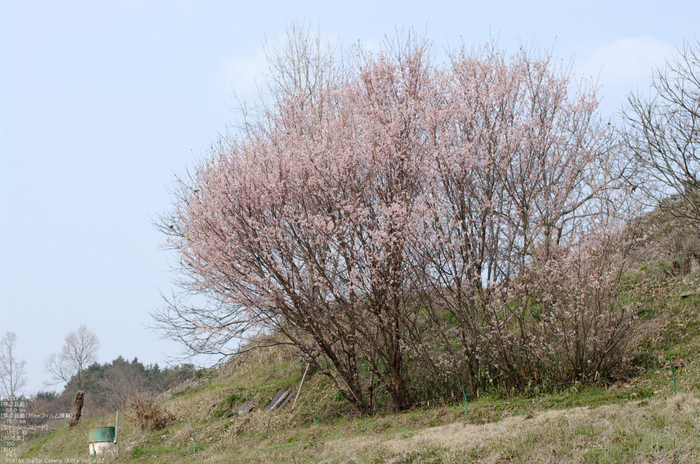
[622,40,700,227]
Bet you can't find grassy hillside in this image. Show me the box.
[9,266,700,463]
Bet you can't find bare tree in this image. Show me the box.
[0,332,27,399]
[45,325,100,390]
[622,41,700,226]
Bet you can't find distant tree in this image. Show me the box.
[26,391,68,419]
[99,357,148,411]
[35,391,58,402]
[622,41,700,227]
[26,356,190,422]
[0,331,27,398]
[45,325,100,390]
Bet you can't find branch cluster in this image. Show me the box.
[622,40,700,226]
[45,324,100,390]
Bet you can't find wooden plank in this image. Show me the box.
[277,390,295,409]
[271,389,291,410]
[264,390,287,411]
[236,393,260,415]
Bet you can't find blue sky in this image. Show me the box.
[1,0,697,395]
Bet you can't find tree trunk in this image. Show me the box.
[68,391,84,428]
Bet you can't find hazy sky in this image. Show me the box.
[1,0,697,395]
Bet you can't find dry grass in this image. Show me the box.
[12,366,700,463]
[166,384,233,422]
[307,393,700,463]
[130,394,175,431]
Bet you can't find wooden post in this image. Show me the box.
[462,385,468,417]
[291,363,310,412]
[670,357,678,395]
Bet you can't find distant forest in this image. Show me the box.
[17,357,196,420]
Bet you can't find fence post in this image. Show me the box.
[669,357,677,395]
[315,409,321,441]
[462,385,468,417]
[192,428,196,457]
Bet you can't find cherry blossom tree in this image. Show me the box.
[158,30,629,407]
[159,33,432,409]
[403,43,624,391]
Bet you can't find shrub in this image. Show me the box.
[130,394,175,431]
